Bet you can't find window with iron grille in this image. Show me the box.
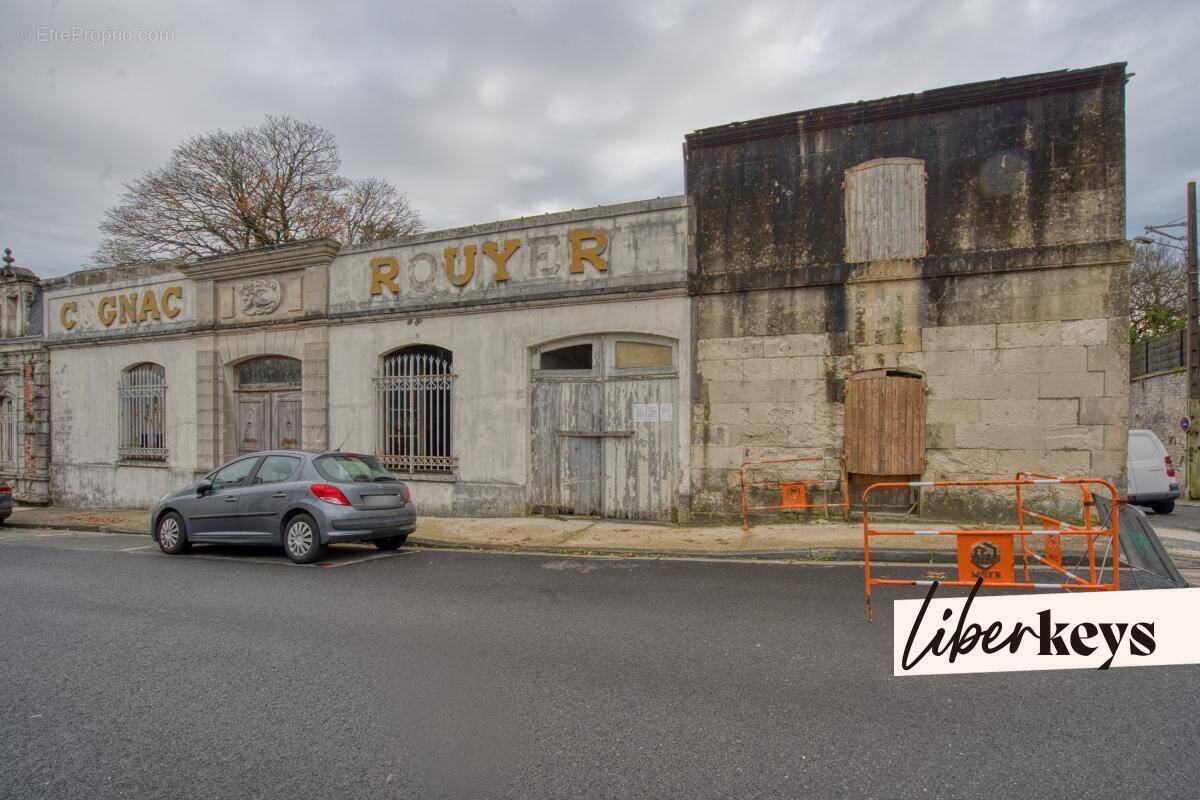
[0,395,17,472]
[374,346,454,475]
[118,363,167,461]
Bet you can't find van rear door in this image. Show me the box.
[1128,431,1167,498]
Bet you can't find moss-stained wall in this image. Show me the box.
[685,64,1132,519]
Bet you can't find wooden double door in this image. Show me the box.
[237,390,302,454]
[530,373,678,522]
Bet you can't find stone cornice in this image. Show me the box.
[685,63,1129,150]
[178,238,341,281]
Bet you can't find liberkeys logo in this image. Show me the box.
[893,582,1200,676]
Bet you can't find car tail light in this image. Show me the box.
[310,484,350,506]
[0,485,11,494]
[400,484,411,503]
[1165,456,1176,478]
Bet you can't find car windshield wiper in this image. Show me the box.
[372,475,397,481]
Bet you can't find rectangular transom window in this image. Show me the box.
[118,363,167,461]
[615,341,673,369]
[539,343,593,371]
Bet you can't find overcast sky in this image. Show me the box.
[1,0,1197,277]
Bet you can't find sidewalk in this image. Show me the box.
[7,504,1200,567]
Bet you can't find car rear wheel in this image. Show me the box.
[283,513,325,564]
[157,512,190,555]
[1151,500,1175,515]
[374,534,408,551]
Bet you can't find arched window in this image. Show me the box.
[118,363,167,461]
[0,395,17,471]
[374,346,455,475]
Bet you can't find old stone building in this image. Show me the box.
[684,63,1132,517]
[42,198,690,516]
[20,63,1133,521]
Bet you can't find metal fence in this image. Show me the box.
[374,349,456,474]
[118,363,167,460]
[1130,329,1185,379]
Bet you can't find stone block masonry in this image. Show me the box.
[685,64,1132,520]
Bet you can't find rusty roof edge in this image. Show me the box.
[684,63,1129,149]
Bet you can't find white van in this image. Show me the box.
[1127,429,1180,514]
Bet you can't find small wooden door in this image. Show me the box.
[844,370,925,507]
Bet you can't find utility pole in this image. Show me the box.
[1187,183,1199,499]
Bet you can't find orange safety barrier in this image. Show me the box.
[862,476,1120,620]
[739,457,849,530]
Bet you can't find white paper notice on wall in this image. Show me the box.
[633,403,672,423]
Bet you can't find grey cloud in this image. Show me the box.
[1,0,1196,276]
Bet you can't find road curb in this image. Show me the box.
[408,537,971,565]
[7,519,1199,569]
[3,520,146,535]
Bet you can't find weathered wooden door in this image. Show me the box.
[603,376,678,520]
[530,379,603,516]
[237,391,302,453]
[272,392,302,449]
[844,369,925,507]
[530,336,679,520]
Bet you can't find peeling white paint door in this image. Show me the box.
[530,335,679,521]
[603,377,678,521]
[530,378,603,516]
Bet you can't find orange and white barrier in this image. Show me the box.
[862,476,1120,620]
[739,457,849,531]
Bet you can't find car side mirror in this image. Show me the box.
[196,479,213,496]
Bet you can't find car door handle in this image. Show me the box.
[272,492,287,498]
[225,496,238,503]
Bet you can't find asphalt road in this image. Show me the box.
[1,530,1197,800]
[1156,501,1200,531]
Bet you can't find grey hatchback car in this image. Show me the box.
[152,451,416,563]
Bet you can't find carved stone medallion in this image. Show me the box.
[235,279,283,316]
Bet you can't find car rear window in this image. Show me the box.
[315,454,396,482]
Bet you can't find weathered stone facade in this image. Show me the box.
[684,64,1132,518]
[0,265,50,503]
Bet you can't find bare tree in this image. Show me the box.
[94,115,422,265]
[1130,237,1188,342]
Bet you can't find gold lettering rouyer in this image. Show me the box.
[368,229,612,295]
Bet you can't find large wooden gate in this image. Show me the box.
[530,336,678,521]
[844,369,925,507]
